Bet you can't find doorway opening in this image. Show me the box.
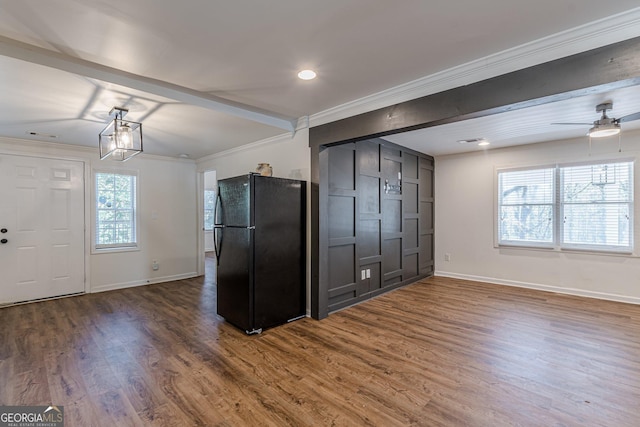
[203,170,217,283]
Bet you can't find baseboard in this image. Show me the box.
[434,270,640,306]
[90,272,199,293]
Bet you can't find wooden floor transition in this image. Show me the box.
[1,260,640,426]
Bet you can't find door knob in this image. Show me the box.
[0,239,7,244]
[0,228,6,233]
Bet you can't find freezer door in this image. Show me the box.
[216,226,254,331]
[217,175,252,227]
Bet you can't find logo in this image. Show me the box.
[0,405,64,427]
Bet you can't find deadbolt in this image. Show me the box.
[0,228,6,233]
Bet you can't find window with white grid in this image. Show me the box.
[560,162,633,251]
[204,190,216,230]
[498,166,555,247]
[95,171,138,249]
[497,160,633,253]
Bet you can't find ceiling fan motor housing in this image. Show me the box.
[595,116,616,126]
[596,102,613,114]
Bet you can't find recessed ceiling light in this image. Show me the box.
[297,69,317,80]
[457,137,487,145]
[477,140,490,146]
[178,153,190,158]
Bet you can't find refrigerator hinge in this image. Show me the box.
[245,328,262,335]
[248,226,256,230]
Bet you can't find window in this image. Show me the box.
[498,160,633,253]
[498,167,555,246]
[561,162,633,250]
[95,171,138,249]
[204,190,216,230]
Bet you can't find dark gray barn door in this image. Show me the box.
[325,138,433,314]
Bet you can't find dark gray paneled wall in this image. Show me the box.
[324,138,434,314]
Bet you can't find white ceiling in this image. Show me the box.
[1,1,640,159]
[385,85,640,156]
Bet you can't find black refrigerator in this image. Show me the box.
[214,174,306,334]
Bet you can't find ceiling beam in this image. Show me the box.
[0,35,297,132]
[309,36,640,147]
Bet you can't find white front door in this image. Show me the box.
[0,154,85,304]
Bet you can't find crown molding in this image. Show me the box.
[195,131,294,164]
[309,7,640,128]
[190,7,640,161]
[195,116,310,164]
[0,135,95,155]
[0,135,193,163]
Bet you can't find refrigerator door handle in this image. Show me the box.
[214,190,223,226]
[214,226,223,266]
[213,188,225,225]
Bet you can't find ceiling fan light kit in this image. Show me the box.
[98,107,143,161]
[587,103,621,138]
[588,122,621,138]
[553,102,640,152]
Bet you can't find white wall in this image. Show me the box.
[435,131,640,304]
[197,129,310,181]
[0,137,198,293]
[204,170,217,190]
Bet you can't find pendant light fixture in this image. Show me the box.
[99,107,143,161]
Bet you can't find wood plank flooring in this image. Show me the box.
[2,262,640,426]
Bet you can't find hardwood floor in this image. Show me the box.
[1,262,640,426]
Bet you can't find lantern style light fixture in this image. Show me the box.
[99,107,143,161]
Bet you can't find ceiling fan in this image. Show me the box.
[552,102,640,138]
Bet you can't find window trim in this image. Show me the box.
[92,168,141,254]
[496,164,556,249]
[558,159,634,254]
[495,158,635,255]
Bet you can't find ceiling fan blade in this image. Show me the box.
[617,111,640,123]
[550,122,591,126]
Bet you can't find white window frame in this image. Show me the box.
[204,189,216,231]
[558,160,634,253]
[496,159,634,254]
[92,168,140,253]
[497,165,556,249]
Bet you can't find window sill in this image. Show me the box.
[495,243,637,258]
[92,245,140,255]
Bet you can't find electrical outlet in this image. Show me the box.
[444,253,451,262]
[152,260,160,271]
